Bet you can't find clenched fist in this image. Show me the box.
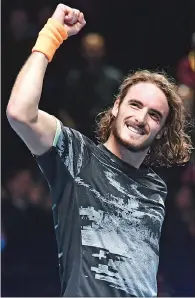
[51,4,86,36]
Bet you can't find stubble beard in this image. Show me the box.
[112,119,155,153]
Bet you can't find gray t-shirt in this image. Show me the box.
[36,124,167,297]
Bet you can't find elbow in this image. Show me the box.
[6,102,24,124]
[6,102,34,125]
[6,103,19,122]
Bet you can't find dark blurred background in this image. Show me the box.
[1,0,195,296]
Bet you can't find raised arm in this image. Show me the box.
[6,4,86,156]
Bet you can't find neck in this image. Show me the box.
[104,134,148,169]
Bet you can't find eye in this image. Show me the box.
[149,112,160,122]
[129,102,140,108]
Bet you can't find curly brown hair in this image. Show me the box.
[96,70,193,167]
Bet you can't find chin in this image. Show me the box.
[117,134,150,152]
[112,124,152,152]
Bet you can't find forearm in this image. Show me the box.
[7,4,86,125]
[7,52,48,122]
[6,4,86,156]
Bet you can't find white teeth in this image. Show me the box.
[127,126,143,135]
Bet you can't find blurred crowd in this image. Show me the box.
[1,169,60,296]
[1,0,195,297]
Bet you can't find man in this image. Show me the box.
[7,4,192,297]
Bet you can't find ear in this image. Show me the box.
[112,97,120,117]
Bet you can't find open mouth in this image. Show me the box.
[126,125,145,135]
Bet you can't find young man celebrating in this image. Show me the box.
[7,4,192,297]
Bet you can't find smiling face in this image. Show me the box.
[111,82,170,152]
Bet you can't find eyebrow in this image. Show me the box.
[128,99,163,119]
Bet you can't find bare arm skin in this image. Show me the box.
[7,52,56,155]
[6,4,86,156]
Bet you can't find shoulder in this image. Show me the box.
[36,123,99,180]
[58,125,96,148]
[56,124,102,163]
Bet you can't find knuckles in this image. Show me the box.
[55,3,85,30]
[57,3,67,10]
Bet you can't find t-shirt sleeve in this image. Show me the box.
[35,120,90,190]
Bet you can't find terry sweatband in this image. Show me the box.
[32,18,68,62]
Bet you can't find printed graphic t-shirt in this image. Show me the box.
[35,124,167,297]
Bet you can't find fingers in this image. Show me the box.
[54,3,86,34]
[78,12,86,25]
[65,9,80,25]
[57,3,71,13]
[57,4,86,25]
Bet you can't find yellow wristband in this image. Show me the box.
[32,18,68,62]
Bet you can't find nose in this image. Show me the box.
[134,108,147,125]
